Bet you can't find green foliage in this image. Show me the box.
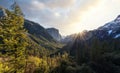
[25,33,64,57]
[73,36,120,73]
[0,9,27,72]
[65,66,76,73]
[49,53,77,73]
[26,35,50,57]
[24,56,49,73]
[76,64,94,73]
[0,61,9,73]
[0,7,65,73]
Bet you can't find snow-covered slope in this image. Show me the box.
[97,15,120,39]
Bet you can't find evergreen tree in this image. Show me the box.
[0,9,27,73]
[10,1,24,16]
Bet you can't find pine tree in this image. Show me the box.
[0,8,27,73]
[10,1,24,16]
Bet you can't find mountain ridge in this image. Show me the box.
[24,19,55,42]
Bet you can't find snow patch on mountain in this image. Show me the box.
[108,30,112,35]
[114,34,120,38]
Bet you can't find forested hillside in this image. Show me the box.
[0,7,28,72]
[0,6,66,73]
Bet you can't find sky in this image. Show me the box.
[0,0,120,35]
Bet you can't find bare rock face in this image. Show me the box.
[46,28,62,41]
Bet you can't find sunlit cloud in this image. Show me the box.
[39,0,76,8]
[54,12,61,17]
[31,1,45,10]
[0,0,120,35]
[15,0,101,34]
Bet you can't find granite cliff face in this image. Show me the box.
[46,28,62,41]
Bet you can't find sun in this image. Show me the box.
[73,23,85,33]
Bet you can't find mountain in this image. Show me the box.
[51,15,120,73]
[61,32,87,43]
[23,20,64,56]
[24,20,55,42]
[0,7,63,57]
[55,15,120,56]
[46,28,62,41]
[97,15,120,39]
[62,15,120,44]
[61,34,74,43]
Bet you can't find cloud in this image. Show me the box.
[44,0,76,8]
[31,1,45,10]
[15,0,101,35]
[1,0,119,35]
[39,0,76,8]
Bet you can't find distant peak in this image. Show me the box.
[114,15,120,22]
